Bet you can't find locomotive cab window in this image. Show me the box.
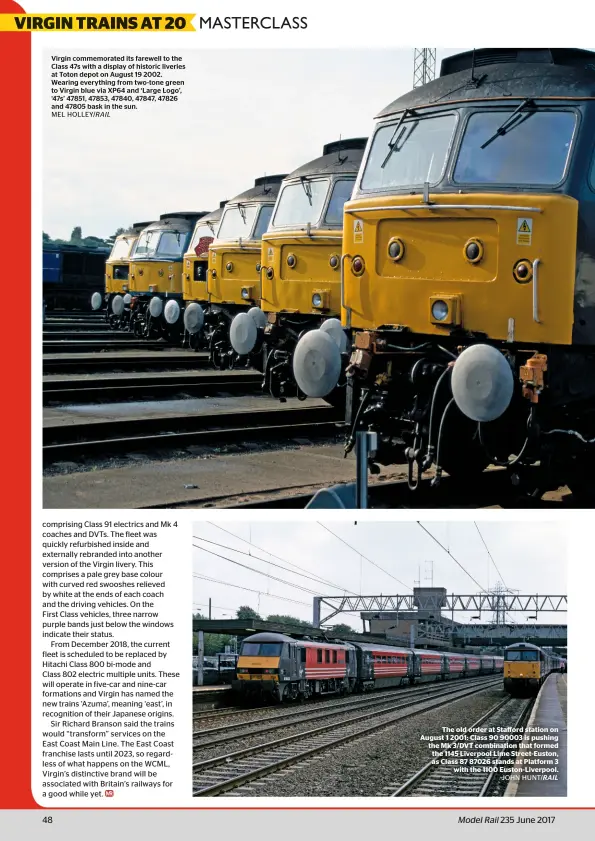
[324,178,355,225]
[156,231,188,259]
[453,109,576,186]
[240,642,283,656]
[109,237,135,261]
[134,230,158,258]
[217,204,258,240]
[190,223,216,256]
[317,649,323,663]
[253,205,274,239]
[271,178,330,228]
[300,648,306,663]
[361,112,457,191]
[505,650,539,661]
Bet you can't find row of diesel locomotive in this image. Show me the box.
[290,48,595,498]
[234,631,504,702]
[503,642,566,695]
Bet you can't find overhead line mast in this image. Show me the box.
[413,48,437,88]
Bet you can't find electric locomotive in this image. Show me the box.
[124,212,207,339]
[294,48,595,498]
[208,175,286,369]
[95,222,151,325]
[503,642,562,695]
[229,140,366,401]
[177,202,227,348]
[234,631,503,702]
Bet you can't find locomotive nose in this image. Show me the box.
[183,302,204,335]
[451,344,514,422]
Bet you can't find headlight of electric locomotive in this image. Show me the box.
[229,307,267,356]
[292,318,348,397]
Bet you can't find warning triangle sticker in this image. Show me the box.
[354,221,362,232]
[519,220,531,233]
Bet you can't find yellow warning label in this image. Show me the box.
[517,217,533,246]
[267,247,274,264]
[354,219,364,244]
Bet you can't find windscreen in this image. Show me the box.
[155,230,189,259]
[505,650,539,661]
[272,178,330,227]
[217,204,258,240]
[361,113,456,191]
[324,179,355,225]
[454,110,576,185]
[134,230,158,259]
[240,642,283,656]
[190,222,217,256]
[109,236,135,261]
[253,205,274,238]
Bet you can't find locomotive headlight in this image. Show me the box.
[312,293,322,308]
[211,269,217,278]
[148,284,156,293]
[464,238,484,264]
[256,262,261,273]
[329,254,339,270]
[241,287,251,300]
[266,267,274,280]
[286,253,297,268]
[513,259,533,283]
[388,237,405,261]
[226,261,234,272]
[158,269,164,277]
[431,300,449,322]
[351,256,365,276]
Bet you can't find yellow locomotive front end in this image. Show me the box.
[248,139,366,402]
[207,175,286,369]
[127,212,207,340]
[503,643,545,695]
[99,223,150,326]
[234,633,286,701]
[296,48,595,498]
[178,203,226,347]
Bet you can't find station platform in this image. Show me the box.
[505,672,567,797]
[192,684,233,710]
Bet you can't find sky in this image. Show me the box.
[192,521,567,630]
[43,48,463,240]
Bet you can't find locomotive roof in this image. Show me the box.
[139,215,206,234]
[377,48,595,119]
[241,632,297,643]
[227,174,287,205]
[197,204,225,226]
[285,138,368,180]
[504,642,544,651]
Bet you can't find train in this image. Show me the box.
[85,46,595,497]
[293,47,595,499]
[234,631,503,702]
[44,242,109,312]
[92,222,152,322]
[503,642,566,695]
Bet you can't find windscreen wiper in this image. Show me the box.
[480,99,535,150]
[381,108,415,169]
[237,203,247,223]
[300,176,313,205]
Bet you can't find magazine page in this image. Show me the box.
[1,0,592,836]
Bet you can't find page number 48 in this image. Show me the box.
[42,817,53,824]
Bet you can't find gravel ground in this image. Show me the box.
[227,683,508,797]
[43,433,343,477]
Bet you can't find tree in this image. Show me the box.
[42,232,50,242]
[192,612,232,655]
[70,226,82,243]
[328,623,356,636]
[267,613,310,628]
[236,605,261,621]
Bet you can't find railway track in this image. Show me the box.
[43,331,141,341]
[192,677,500,796]
[193,676,500,749]
[384,695,533,797]
[43,352,209,374]
[43,340,177,353]
[43,404,342,463]
[43,371,262,405]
